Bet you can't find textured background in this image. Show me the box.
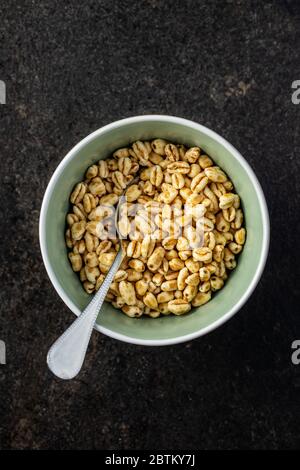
[1,0,300,450]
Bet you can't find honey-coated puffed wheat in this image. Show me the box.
[66,139,246,317]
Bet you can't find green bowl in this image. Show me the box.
[39,115,269,345]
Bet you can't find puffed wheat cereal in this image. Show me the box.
[65,139,246,317]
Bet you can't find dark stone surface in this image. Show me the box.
[0,0,300,450]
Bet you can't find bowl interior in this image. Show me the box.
[42,117,266,343]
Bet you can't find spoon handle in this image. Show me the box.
[47,249,123,380]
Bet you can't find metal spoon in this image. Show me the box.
[47,248,123,379]
[47,194,128,380]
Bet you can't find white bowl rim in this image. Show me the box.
[39,114,270,346]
